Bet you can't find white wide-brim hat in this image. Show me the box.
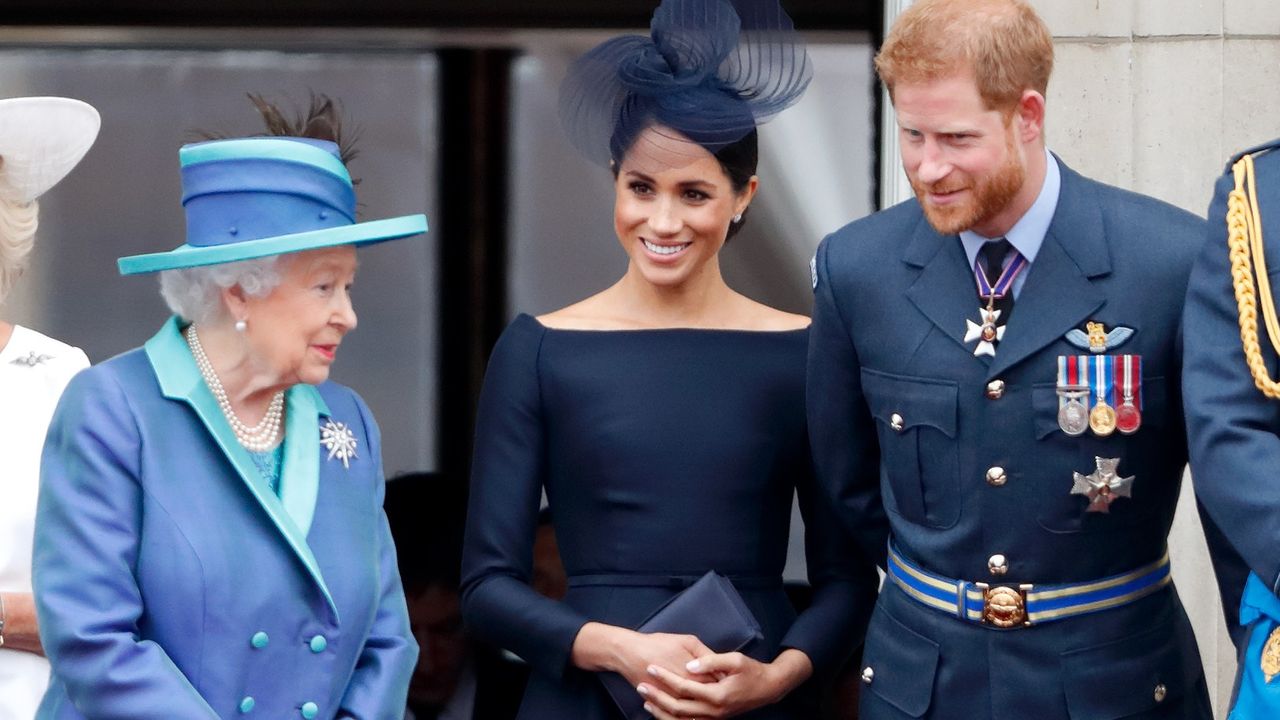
[0,96,100,204]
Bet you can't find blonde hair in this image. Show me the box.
[875,0,1054,112]
[0,199,39,305]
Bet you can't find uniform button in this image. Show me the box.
[986,466,1007,487]
[239,697,255,714]
[1154,683,1167,702]
[988,554,1008,576]
[309,635,327,653]
[861,666,874,684]
[301,702,319,719]
[250,632,269,649]
[890,413,905,432]
[985,379,1005,399]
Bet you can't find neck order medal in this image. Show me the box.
[964,248,1026,357]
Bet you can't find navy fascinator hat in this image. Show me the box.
[559,0,812,168]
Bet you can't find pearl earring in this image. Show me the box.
[234,319,247,333]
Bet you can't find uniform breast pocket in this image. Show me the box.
[1031,377,1168,533]
[861,368,960,530]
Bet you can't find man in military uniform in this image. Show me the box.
[1184,141,1280,718]
[808,0,1240,716]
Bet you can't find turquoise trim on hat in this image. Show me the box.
[118,214,427,275]
[180,137,350,181]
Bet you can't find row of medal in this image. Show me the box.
[1056,354,1143,437]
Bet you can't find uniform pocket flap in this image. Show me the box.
[861,368,958,438]
[1060,622,1200,719]
[862,608,940,717]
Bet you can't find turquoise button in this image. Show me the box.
[239,697,255,713]
[250,632,269,649]
[301,701,319,719]
[309,635,327,653]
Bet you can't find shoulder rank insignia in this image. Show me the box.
[809,255,818,291]
[1065,321,1134,353]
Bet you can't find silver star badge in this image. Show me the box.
[320,420,358,469]
[964,307,1005,357]
[10,351,53,367]
[1072,456,1135,513]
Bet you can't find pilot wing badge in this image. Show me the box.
[1065,321,1135,354]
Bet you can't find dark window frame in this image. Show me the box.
[0,1,879,30]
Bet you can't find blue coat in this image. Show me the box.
[33,318,416,720]
[1184,139,1280,718]
[808,155,1241,719]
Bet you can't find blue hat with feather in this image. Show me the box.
[117,136,427,275]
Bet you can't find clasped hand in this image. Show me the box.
[570,623,811,718]
[637,648,811,719]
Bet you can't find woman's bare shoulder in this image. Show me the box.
[734,297,811,331]
[536,292,641,331]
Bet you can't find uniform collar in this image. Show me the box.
[960,146,1062,269]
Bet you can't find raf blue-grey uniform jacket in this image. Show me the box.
[32,318,417,719]
[808,155,1242,720]
[1184,139,1280,719]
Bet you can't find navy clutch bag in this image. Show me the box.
[600,571,764,720]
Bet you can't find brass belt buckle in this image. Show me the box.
[975,582,1033,628]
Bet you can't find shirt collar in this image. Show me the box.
[960,146,1061,269]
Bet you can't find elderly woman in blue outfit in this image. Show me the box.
[32,103,425,719]
[462,2,877,719]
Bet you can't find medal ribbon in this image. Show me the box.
[1058,356,1086,390]
[1113,354,1142,409]
[1091,354,1114,408]
[973,250,1028,300]
[1058,356,1068,413]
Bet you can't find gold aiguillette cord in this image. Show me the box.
[1228,153,1280,398]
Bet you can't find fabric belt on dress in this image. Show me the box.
[567,573,782,590]
[886,543,1172,629]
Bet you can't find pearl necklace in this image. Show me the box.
[185,325,285,452]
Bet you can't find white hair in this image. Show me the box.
[0,199,40,305]
[158,255,284,324]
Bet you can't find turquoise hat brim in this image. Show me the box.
[117,214,428,275]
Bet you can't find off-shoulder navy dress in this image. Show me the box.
[461,313,876,719]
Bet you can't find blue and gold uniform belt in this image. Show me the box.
[886,544,1172,628]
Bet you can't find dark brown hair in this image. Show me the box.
[194,92,361,180]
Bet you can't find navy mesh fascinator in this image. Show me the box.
[559,0,812,168]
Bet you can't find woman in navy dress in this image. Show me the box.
[460,2,877,718]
